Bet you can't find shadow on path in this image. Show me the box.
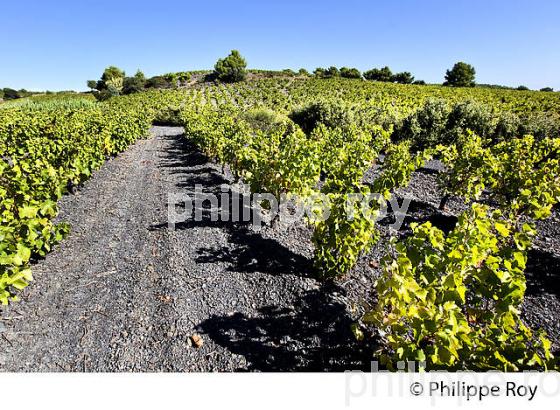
[197,284,374,371]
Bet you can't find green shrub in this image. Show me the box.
[1,88,20,100]
[214,50,247,83]
[363,66,393,82]
[340,67,362,79]
[145,76,172,89]
[122,70,146,95]
[445,100,496,141]
[241,108,289,132]
[314,66,341,79]
[289,101,355,134]
[519,112,560,140]
[396,98,451,149]
[88,66,126,100]
[392,71,414,84]
[493,111,522,141]
[444,62,476,87]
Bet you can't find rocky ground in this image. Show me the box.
[0,126,558,372]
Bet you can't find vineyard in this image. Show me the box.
[1,77,560,371]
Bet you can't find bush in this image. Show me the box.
[392,71,414,84]
[493,111,522,141]
[86,80,97,90]
[88,66,126,100]
[162,72,191,87]
[214,50,247,83]
[444,62,476,87]
[363,66,393,82]
[396,98,546,150]
[313,67,325,78]
[445,100,495,142]
[340,67,362,79]
[176,71,191,85]
[100,66,125,92]
[282,69,296,76]
[298,68,310,76]
[519,112,560,140]
[413,80,426,85]
[145,76,172,89]
[289,101,355,134]
[2,88,21,100]
[517,85,530,91]
[122,70,146,95]
[313,66,343,79]
[241,108,288,132]
[540,87,554,92]
[396,99,451,149]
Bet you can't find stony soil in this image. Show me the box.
[1,126,558,371]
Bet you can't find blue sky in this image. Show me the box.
[1,0,559,91]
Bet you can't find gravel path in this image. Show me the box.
[0,127,368,372]
[1,126,558,371]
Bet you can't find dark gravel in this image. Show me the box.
[1,126,559,371]
[0,127,370,372]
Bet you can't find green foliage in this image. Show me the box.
[367,204,555,371]
[313,66,342,78]
[340,67,362,79]
[540,87,554,92]
[5,75,560,373]
[517,85,530,91]
[2,88,21,100]
[397,98,452,150]
[444,62,476,87]
[88,66,126,100]
[311,125,385,277]
[397,96,560,150]
[241,108,287,132]
[445,100,496,141]
[86,80,97,90]
[214,50,247,83]
[312,129,424,278]
[364,66,393,82]
[290,101,356,134]
[0,98,153,303]
[439,133,560,220]
[145,76,171,89]
[392,71,414,84]
[122,70,147,95]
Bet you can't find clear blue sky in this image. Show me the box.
[1,0,559,91]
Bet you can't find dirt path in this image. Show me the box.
[0,127,366,372]
[1,126,558,371]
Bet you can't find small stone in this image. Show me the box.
[190,334,203,348]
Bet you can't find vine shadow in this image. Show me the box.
[197,284,375,371]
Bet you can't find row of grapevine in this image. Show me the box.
[164,80,559,370]
[2,77,559,371]
[0,99,154,304]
